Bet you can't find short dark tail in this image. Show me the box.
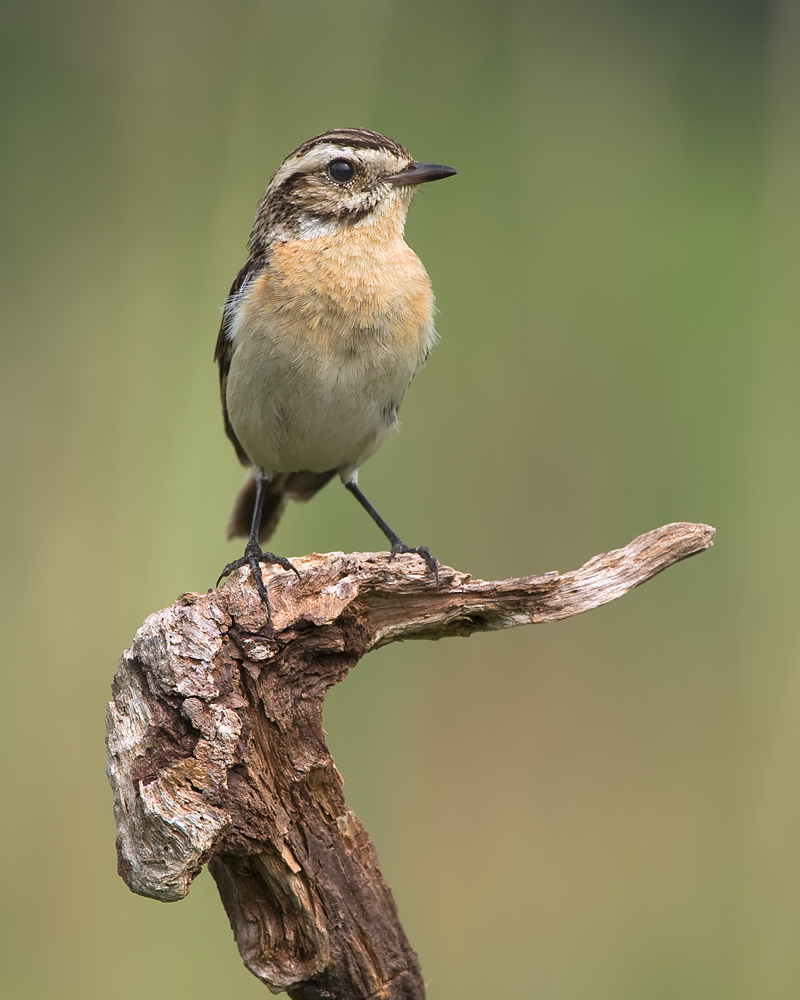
[226,470,336,543]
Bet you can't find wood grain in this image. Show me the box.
[106,522,714,999]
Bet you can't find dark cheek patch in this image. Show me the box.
[335,203,374,225]
[268,174,334,227]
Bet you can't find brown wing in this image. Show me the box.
[216,256,336,542]
[214,256,264,467]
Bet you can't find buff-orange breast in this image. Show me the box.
[225,226,436,477]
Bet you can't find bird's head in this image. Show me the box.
[250,128,457,248]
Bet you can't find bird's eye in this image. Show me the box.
[327,159,355,183]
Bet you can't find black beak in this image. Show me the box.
[386,161,458,186]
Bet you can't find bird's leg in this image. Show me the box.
[217,476,300,611]
[345,480,439,585]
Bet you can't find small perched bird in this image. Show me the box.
[215,128,457,609]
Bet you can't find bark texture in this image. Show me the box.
[106,522,714,999]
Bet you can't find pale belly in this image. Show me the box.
[225,308,430,476]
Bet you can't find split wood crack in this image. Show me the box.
[106,521,714,999]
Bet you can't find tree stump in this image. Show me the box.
[106,522,714,999]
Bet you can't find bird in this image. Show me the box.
[214,128,457,611]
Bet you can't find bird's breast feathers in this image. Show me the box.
[224,230,436,475]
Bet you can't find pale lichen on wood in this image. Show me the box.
[106,522,714,999]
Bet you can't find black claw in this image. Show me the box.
[417,546,440,587]
[216,543,300,612]
[245,551,270,605]
[216,557,246,588]
[344,481,440,588]
[264,552,301,580]
[389,542,440,587]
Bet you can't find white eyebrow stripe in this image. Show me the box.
[269,145,364,190]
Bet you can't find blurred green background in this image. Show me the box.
[2,0,799,996]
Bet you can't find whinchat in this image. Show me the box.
[215,128,457,608]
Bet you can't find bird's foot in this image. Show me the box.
[389,541,440,587]
[216,542,300,609]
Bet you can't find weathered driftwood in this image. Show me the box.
[106,522,714,999]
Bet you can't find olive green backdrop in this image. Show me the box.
[3,0,799,997]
